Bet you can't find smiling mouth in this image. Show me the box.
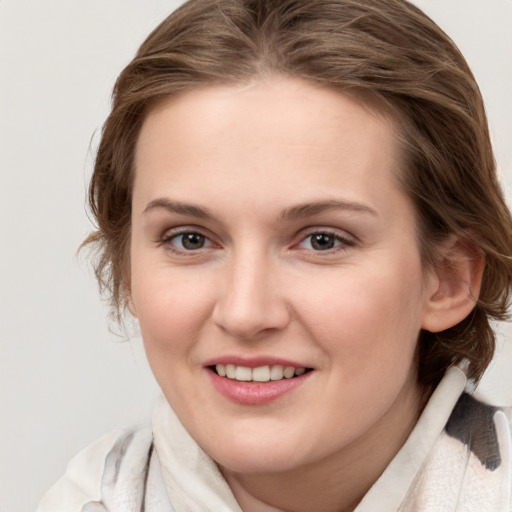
[211,364,313,382]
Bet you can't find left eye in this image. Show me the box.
[167,232,212,251]
[299,232,351,251]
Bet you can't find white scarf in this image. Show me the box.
[153,367,511,511]
[153,397,242,512]
[38,367,511,511]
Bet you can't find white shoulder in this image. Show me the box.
[37,429,124,512]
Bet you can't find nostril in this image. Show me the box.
[211,270,291,339]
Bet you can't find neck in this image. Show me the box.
[221,379,429,512]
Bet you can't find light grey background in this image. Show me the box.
[1,1,511,511]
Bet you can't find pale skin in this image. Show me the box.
[128,77,483,512]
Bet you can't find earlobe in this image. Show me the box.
[422,236,484,333]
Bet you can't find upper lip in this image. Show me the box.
[203,355,312,369]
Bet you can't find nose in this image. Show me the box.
[211,249,291,340]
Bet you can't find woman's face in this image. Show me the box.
[129,77,438,474]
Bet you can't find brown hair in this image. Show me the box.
[84,0,512,387]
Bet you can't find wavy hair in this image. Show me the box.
[83,0,512,386]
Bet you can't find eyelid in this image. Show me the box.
[157,225,357,254]
[293,227,358,252]
[160,225,205,240]
[159,226,219,253]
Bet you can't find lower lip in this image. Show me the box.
[207,369,311,405]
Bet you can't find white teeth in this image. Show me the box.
[226,364,236,379]
[252,366,271,382]
[283,367,295,379]
[270,365,284,380]
[235,366,252,381]
[215,364,308,382]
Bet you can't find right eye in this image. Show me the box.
[163,231,213,252]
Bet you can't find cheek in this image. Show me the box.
[131,264,215,355]
[132,273,215,404]
[295,259,426,365]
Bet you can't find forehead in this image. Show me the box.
[137,78,398,154]
[133,77,408,222]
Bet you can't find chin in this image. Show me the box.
[215,449,302,475]
[204,431,312,475]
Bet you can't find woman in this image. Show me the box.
[38,0,512,510]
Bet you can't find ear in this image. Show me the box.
[422,236,484,333]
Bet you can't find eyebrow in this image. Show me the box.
[143,198,213,219]
[143,198,378,221]
[279,200,378,221]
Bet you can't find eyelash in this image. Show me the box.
[159,228,356,255]
[296,230,356,253]
[160,228,213,255]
